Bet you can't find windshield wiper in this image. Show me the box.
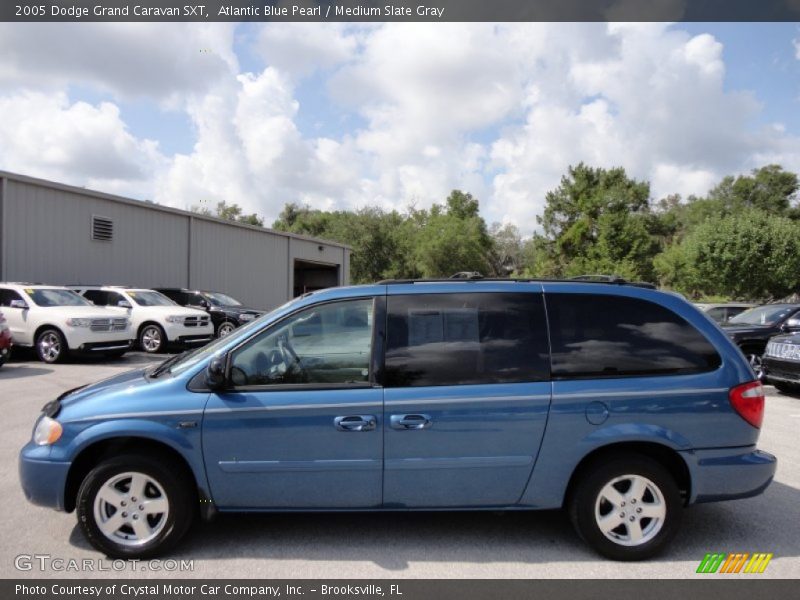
[148,350,190,378]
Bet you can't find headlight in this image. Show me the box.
[165,315,185,323]
[239,314,255,322]
[33,416,63,446]
[66,318,92,327]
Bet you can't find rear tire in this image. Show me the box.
[76,453,195,559]
[36,329,67,364]
[568,454,682,561]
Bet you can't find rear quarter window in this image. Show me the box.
[547,293,721,378]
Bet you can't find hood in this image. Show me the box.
[51,366,203,423]
[721,323,773,335]
[210,305,265,318]
[135,305,208,317]
[769,333,800,345]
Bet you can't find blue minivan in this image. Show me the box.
[19,279,776,561]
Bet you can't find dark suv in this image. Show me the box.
[721,304,800,378]
[156,289,265,338]
[763,329,800,394]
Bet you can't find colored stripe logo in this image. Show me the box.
[696,553,773,574]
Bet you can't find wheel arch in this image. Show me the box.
[63,436,206,514]
[564,441,692,508]
[34,324,67,345]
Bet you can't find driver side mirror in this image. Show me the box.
[205,356,228,390]
[784,317,800,332]
[9,299,28,309]
[117,300,132,309]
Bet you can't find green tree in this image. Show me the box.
[656,210,800,299]
[536,163,657,279]
[190,200,264,227]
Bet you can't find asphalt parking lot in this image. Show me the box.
[1,352,798,579]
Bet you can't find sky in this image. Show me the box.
[0,22,799,233]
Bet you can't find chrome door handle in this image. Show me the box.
[390,414,432,430]
[334,415,376,432]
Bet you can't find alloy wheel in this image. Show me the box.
[38,332,62,362]
[92,472,169,547]
[141,327,162,353]
[594,474,667,547]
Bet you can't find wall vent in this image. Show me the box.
[91,215,114,242]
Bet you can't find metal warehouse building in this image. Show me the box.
[0,171,350,310]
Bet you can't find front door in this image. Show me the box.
[202,296,383,508]
[382,286,553,507]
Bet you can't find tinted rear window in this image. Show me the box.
[547,294,721,378]
[385,293,550,387]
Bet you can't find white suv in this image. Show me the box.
[71,286,214,354]
[0,284,133,363]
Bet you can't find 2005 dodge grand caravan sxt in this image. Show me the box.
[19,279,776,561]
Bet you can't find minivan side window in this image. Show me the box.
[385,293,550,387]
[547,293,721,378]
[229,298,374,387]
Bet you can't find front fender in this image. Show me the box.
[51,418,210,502]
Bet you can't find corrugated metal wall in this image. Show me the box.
[0,174,349,310]
[190,218,291,310]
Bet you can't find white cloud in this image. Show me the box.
[1,22,800,235]
[255,23,358,78]
[0,23,237,103]
[0,91,166,194]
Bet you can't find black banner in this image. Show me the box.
[4,580,798,600]
[3,0,800,23]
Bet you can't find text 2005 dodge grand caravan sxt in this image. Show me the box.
[19,279,776,561]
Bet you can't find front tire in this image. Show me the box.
[568,454,682,561]
[76,454,195,558]
[36,329,67,363]
[139,324,166,354]
[216,321,236,338]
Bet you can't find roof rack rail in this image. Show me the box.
[377,275,657,289]
[450,271,484,280]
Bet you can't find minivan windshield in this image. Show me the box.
[165,295,307,377]
[728,305,796,326]
[26,288,92,307]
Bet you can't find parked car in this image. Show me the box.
[0,284,133,363]
[0,310,12,367]
[721,303,800,378]
[695,302,756,324]
[155,288,264,338]
[763,331,800,394]
[70,287,214,354]
[20,279,775,561]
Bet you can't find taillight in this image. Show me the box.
[729,381,765,428]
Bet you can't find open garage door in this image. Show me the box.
[294,260,339,297]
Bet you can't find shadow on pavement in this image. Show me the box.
[67,481,800,570]
[0,363,54,379]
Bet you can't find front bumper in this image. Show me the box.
[683,447,777,504]
[164,322,214,345]
[64,327,133,352]
[763,358,800,385]
[19,443,71,511]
